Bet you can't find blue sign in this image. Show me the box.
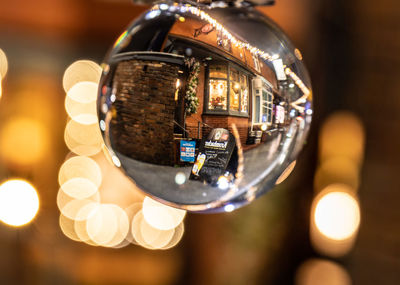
[180,140,196,162]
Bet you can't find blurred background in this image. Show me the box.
[0,0,399,284]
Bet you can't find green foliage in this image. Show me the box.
[185,60,200,115]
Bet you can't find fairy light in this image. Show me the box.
[180,5,312,110]
[185,6,275,61]
[285,67,312,108]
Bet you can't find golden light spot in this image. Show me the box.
[276,160,296,185]
[60,198,99,221]
[94,152,144,209]
[56,187,100,213]
[140,218,175,249]
[294,48,303,61]
[65,120,103,146]
[313,186,360,241]
[65,95,98,125]
[142,197,186,231]
[295,259,351,285]
[0,117,49,166]
[64,126,102,157]
[60,177,98,200]
[0,179,40,227]
[0,48,8,78]
[86,204,119,246]
[0,74,3,100]
[124,202,144,245]
[66,81,98,103]
[58,156,102,187]
[131,210,156,249]
[102,205,130,248]
[161,222,184,250]
[59,214,81,242]
[314,157,359,193]
[62,60,102,93]
[74,202,100,245]
[319,111,365,164]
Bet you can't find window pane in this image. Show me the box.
[209,65,227,78]
[209,79,227,110]
[255,96,260,123]
[241,88,248,112]
[230,69,240,111]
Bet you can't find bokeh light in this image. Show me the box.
[142,197,186,231]
[57,59,186,250]
[0,74,3,100]
[0,179,40,227]
[60,177,98,200]
[0,117,49,166]
[140,217,175,249]
[62,60,102,93]
[295,259,352,285]
[58,156,102,187]
[313,185,360,241]
[0,48,8,79]
[65,95,98,125]
[319,111,365,164]
[64,121,103,156]
[314,157,359,193]
[66,81,98,103]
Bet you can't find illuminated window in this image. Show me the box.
[209,79,227,110]
[253,80,273,125]
[207,63,249,116]
[230,69,240,111]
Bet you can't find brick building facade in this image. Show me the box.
[111,58,183,165]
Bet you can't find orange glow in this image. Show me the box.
[93,152,144,208]
[0,117,49,166]
[0,179,40,227]
[295,259,351,285]
[314,157,359,193]
[319,111,365,164]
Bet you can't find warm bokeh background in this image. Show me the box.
[0,0,399,284]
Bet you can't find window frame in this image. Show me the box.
[252,78,274,126]
[204,61,250,118]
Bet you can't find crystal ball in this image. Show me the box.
[98,1,312,212]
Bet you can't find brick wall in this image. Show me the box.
[202,115,249,146]
[110,59,181,165]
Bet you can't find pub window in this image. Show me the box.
[207,63,249,116]
[253,83,273,125]
[208,64,228,110]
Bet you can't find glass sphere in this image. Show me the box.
[98,1,312,212]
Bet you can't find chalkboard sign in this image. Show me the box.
[190,128,237,185]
